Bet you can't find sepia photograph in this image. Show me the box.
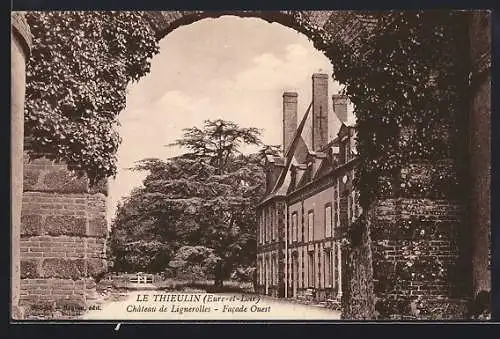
[10,10,492,321]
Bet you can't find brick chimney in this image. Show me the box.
[312,73,329,151]
[332,94,348,124]
[283,92,298,153]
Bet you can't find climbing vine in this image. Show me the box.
[324,10,469,208]
[24,11,160,184]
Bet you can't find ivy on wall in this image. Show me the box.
[295,11,471,319]
[321,11,469,208]
[24,11,160,184]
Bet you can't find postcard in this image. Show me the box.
[11,10,492,322]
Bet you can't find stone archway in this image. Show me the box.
[12,10,491,320]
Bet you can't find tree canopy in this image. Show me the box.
[108,120,266,285]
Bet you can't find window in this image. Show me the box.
[302,215,305,242]
[335,182,340,231]
[275,210,279,239]
[333,186,337,231]
[325,250,332,288]
[351,191,357,221]
[273,209,277,240]
[274,256,278,285]
[317,251,321,288]
[257,258,260,284]
[264,210,267,243]
[266,209,270,243]
[259,215,263,244]
[292,212,298,242]
[271,209,275,241]
[332,203,337,238]
[340,139,348,163]
[258,217,260,244]
[270,256,274,286]
[266,257,270,285]
[351,134,358,155]
[295,213,299,242]
[298,251,302,288]
[301,254,305,288]
[308,211,314,242]
[325,205,332,238]
[347,193,352,225]
[306,161,313,181]
[261,257,265,284]
[262,214,265,243]
[267,209,271,242]
[308,252,315,288]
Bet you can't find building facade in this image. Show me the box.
[256,73,361,302]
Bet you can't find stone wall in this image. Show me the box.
[19,155,108,319]
[468,11,491,301]
[11,12,32,319]
[340,12,490,320]
[342,215,375,319]
[370,196,468,319]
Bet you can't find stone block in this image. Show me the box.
[88,217,107,237]
[45,215,86,236]
[23,168,40,191]
[21,214,43,236]
[87,259,107,278]
[20,296,55,314]
[42,168,88,193]
[21,259,40,279]
[41,258,86,280]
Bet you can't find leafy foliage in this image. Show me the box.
[109,120,266,285]
[168,246,221,281]
[324,11,468,207]
[169,119,262,174]
[24,11,160,183]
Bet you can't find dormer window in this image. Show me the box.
[350,133,358,156]
[340,141,347,164]
[306,161,313,181]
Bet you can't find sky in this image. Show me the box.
[107,15,353,222]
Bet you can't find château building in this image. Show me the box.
[256,73,361,302]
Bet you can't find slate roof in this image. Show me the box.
[258,101,357,206]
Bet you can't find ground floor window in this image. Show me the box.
[273,255,278,286]
[266,257,271,287]
[324,250,332,288]
[301,251,305,288]
[308,252,315,288]
[317,250,321,288]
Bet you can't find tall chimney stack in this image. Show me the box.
[332,94,348,124]
[312,73,329,151]
[283,92,298,154]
